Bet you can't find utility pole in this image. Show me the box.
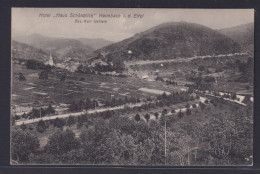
[165,118,167,166]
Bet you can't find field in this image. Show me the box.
[12,63,183,113]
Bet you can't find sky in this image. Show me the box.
[12,8,254,42]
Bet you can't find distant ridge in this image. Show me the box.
[219,23,254,52]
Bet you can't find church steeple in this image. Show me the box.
[48,52,54,66]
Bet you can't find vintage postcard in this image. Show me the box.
[10,8,254,165]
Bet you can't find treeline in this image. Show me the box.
[156,91,197,107]
[15,104,55,120]
[26,59,52,71]
[69,96,142,112]
[69,99,99,112]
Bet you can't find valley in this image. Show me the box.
[11,20,254,166]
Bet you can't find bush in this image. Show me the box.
[79,77,85,81]
[38,70,48,80]
[18,73,26,81]
[155,76,164,82]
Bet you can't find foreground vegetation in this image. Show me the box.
[11,97,253,165]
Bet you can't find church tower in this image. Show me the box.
[48,53,54,66]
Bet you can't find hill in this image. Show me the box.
[92,22,241,65]
[94,22,241,64]
[14,34,95,60]
[77,38,114,49]
[219,23,254,52]
[13,34,113,59]
[11,40,49,62]
[39,38,95,60]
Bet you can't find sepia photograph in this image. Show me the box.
[10,8,254,166]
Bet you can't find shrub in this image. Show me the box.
[18,73,26,81]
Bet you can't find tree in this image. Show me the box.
[53,117,65,129]
[177,110,184,118]
[11,130,40,162]
[154,112,159,119]
[27,108,40,119]
[185,103,190,109]
[44,129,80,156]
[20,123,27,131]
[144,113,150,122]
[46,104,55,115]
[135,114,140,122]
[242,95,251,105]
[231,93,237,100]
[186,108,191,115]
[67,116,75,127]
[36,120,47,133]
[205,99,209,104]
[69,100,78,112]
[192,104,197,108]
[18,73,26,81]
[199,102,206,111]
[162,109,168,115]
[171,109,176,113]
[124,96,129,104]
